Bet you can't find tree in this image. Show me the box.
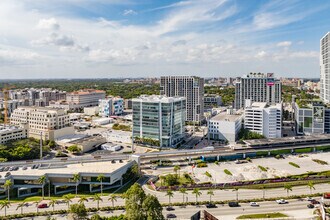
[38,175,47,199]
[165,190,174,205]
[92,194,103,209]
[16,202,27,214]
[284,184,293,197]
[63,195,72,210]
[174,165,181,177]
[207,189,214,204]
[69,203,87,220]
[49,199,57,211]
[125,183,146,220]
[78,196,88,205]
[73,173,80,197]
[67,145,81,154]
[233,187,239,201]
[142,194,164,220]
[192,188,202,205]
[4,179,13,202]
[97,174,106,196]
[307,181,315,194]
[108,194,117,207]
[0,200,10,216]
[179,188,187,204]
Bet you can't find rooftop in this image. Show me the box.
[132,95,186,103]
[0,125,24,132]
[68,89,105,95]
[210,111,242,122]
[246,102,282,109]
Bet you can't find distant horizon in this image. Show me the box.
[0,1,329,79]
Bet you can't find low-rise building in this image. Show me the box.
[59,135,106,153]
[84,106,99,116]
[99,97,124,117]
[0,125,27,144]
[204,95,222,109]
[244,102,282,138]
[208,109,243,142]
[132,95,186,148]
[10,107,74,140]
[66,89,106,109]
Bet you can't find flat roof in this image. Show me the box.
[210,112,242,122]
[0,160,130,177]
[132,95,185,103]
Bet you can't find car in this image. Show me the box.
[119,159,123,163]
[166,206,175,211]
[310,199,320,205]
[151,166,157,170]
[37,203,48,208]
[276,199,288,204]
[250,202,259,207]
[228,202,239,207]
[0,167,4,172]
[9,167,14,171]
[166,214,176,218]
[307,204,315,209]
[5,172,11,177]
[111,160,116,163]
[4,167,9,171]
[32,165,36,169]
[206,203,217,208]
[22,166,27,170]
[306,197,314,201]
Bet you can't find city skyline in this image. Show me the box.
[0,0,330,79]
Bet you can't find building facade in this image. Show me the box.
[244,102,282,138]
[99,97,124,117]
[204,95,222,109]
[0,125,27,144]
[10,107,74,140]
[320,32,330,103]
[66,89,106,109]
[132,95,186,148]
[160,76,204,123]
[235,73,282,109]
[208,109,243,142]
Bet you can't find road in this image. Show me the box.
[22,199,317,220]
[3,183,330,217]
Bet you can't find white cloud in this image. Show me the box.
[277,41,292,47]
[32,33,75,47]
[37,18,60,30]
[123,9,137,16]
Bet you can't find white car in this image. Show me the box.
[276,199,288,204]
[250,202,259,207]
[306,197,314,201]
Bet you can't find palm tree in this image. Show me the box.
[78,196,88,205]
[4,180,13,202]
[63,195,72,210]
[174,165,181,177]
[0,200,10,216]
[49,199,57,211]
[307,181,315,194]
[192,188,202,205]
[73,173,80,197]
[38,175,47,199]
[179,188,187,204]
[232,187,239,201]
[97,174,106,196]
[108,194,117,208]
[165,190,174,205]
[16,202,27,214]
[92,194,103,209]
[207,189,214,204]
[284,184,293,197]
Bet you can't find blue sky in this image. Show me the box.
[0,0,329,79]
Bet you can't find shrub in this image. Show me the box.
[312,159,328,165]
[214,161,219,165]
[224,169,232,176]
[197,162,207,168]
[246,157,252,162]
[258,165,268,172]
[289,162,300,168]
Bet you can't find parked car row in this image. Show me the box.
[0,164,42,173]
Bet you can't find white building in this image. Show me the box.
[244,102,282,138]
[84,106,99,116]
[160,76,204,123]
[235,73,282,109]
[99,97,124,117]
[66,89,106,109]
[0,125,27,144]
[320,32,330,103]
[10,107,74,140]
[208,109,243,143]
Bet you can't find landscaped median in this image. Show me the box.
[237,212,288,219]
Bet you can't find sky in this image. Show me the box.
[0,0,329,79]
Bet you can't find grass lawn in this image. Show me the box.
[237,212,288,219]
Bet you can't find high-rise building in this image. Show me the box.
[160,76,204,123]
[132,95,186,148]
[244,102,282,138]
[235,73,281,109]
[320,32,330,103]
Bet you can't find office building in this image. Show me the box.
[132,95,186,148]
[10,107,74,140]
[235,73,281,109]
[244,102,282,138]
[160,76,204,123]
[66,89,106,109]
[208,109,243,142]
[99,97,124,117]
[320,32,330,103]
[0,125,27,144]
[204,95,222,109]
